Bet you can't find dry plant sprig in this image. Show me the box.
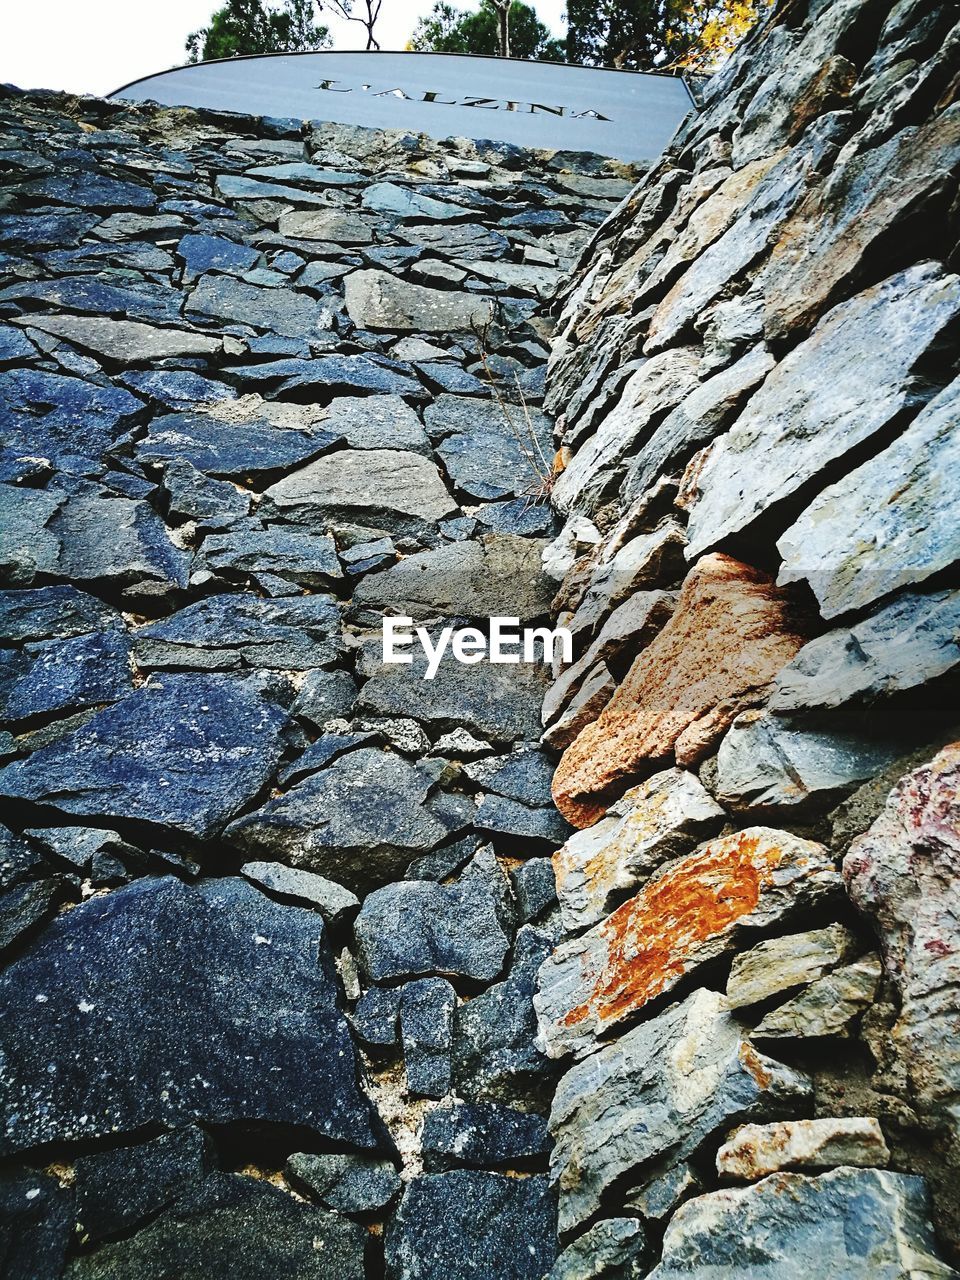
[471,317,566,510]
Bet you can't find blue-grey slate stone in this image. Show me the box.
[64,1172,367,1280]
[135,593,342,672]
[23,826,142,875]
[0,367,144,471]
[0,877,69,956]
[547,1217,650,1280]
[0,276,184,323]
[400,977,457,1098]
[277,732,377,786]
[452,925,559,1107]
[0,628,132,723]
[0,585,119,643]
[162,458,250,526]
[226,747,453,891]
[137,411,338,479]
[0,824,44,891]
[0,876,386,1155]
[240,860,359,925]
[510,857,558,924]
[176,232,259,283]
[227,353,426,400]
[186,274,327,338]
[286,1150,401,1213]
[0,212,98,247]
[120,369,237,408]
[290,667,358,728]
[384,1170,558,1280]
[73,1127,214,1245]
[476,793,572,845]
[20,173,157,209]
[198,524,342,589]
[0,674,288,841]
[0,324,37,365]
[475,498,556,536]
[0,485,64,585]
[50,482,190,596]
[421,1101,552,1171]
[351,984,402,1049]
[354,849,513,985]
[0,1169,73,1280]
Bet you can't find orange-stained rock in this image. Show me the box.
[552,553,808,827]
[535,826,839,1058]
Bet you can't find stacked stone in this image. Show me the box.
[0,84,636,1277]
[536,0,960,1273]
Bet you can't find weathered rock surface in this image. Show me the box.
[716,1117,890,1180]
[770,590,960,715]
[552,768,725,931]
[537,828,839,1057]
[240,861,359,925]
[384,1170,558,1280]
[725,924,860,1008]
[546,1218,649,1280]
[65,1172,368,1280]
[13,312,223,362]
[548,988,811,1234]
[751,954,882,1040]
[345,269,494,332]
[686,265,960,558]
[226,747,451,891]
[552,554,808,826]
[648,1169,955,1280]
[716,712,910,815]
[400,976,457,1098]
[354,849,512,984]
[286,1150,401,1213]
[0,675,287,841]
[777,373,960,618]
[421,1101,552,1171]
[844,745,960,1126]
[0,877,384,1154]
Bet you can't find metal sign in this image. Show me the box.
[111,51,694,163]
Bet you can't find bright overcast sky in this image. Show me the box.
[1,1,568,98]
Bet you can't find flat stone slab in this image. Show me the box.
[777,372,960,618]
[345,268,494,332]
[536,827,840,1058]
[548,987,811,1234]
[0,674,288,841]
[686,264,960,558]
[14,313,223,362]
[716,1117,890,1180]
[648,1168,955,1280]
[0,877,385,1156]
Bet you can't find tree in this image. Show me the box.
[186,0,331,63]
[320,0,384,51]
[410,0,565,61]
[565,0,769,72]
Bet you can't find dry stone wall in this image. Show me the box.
[0,82,636,1279]
[537,0,960,1273]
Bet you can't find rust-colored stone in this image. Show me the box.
[552,553,808,827]
[535,827,839,1059]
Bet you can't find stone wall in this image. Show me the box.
[0,84,635,1278]
[537,0,960,1272]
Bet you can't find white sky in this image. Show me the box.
[1,0,568,98]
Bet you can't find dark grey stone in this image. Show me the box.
[198,525,342,589]
[176,232,259,282]
[240,860,359,925]
[186,274,327,338]
[0,877,68,956]
[121,369,237,409]
[0,211,98,248]
[421,1101,552,1171]
[0,486,64,585]
[547,1217,650,1280]
[286,1150,401,1213]
[351,985,402,1050]
[0,628,132,723]
[476,793,571,845]
[162,459,250,526]
[510,858,557,924]
[277,733,377,786]
[0,877,386,1155]
[475,498,555,537]
[74,1127,214,1245]
[21,173,157,209]
[138,411,338,480]
[0,275,184,324]
[226,748,453,891]
[400,978,457,1097]
[453,925,559,1106]
[354,849,513,984]
[290,668,358,728]
[135,588,343,670]
[64,1172,367,1280]
[0,1169,73,1280]
[0,674,288,841]
[223,354,424,399]
[384,1170,558,1280]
